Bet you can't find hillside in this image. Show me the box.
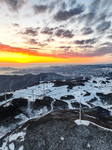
[0,73,63,93]
[0,76,112,149]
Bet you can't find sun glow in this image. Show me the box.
[0,51,68,63]
[0,51,111,65]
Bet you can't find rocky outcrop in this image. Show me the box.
[54,80,85,89]
[53,100,68,110]
[11,98,28,108]
[53,80,69,87]
[89,97,97,103]
[0,105,21,122]
[90,106,110,118]
[96,93,112,105]
[84,91,91,97]
[0,98,28,126]
[34,96,53,110]
[71,102,89,109]
[100,81,106,84]
[0,93,13,102]
[93,80,97,83]
[60,95,75,100]
[85,106,111,123]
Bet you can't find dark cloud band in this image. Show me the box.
[54,4,85,21]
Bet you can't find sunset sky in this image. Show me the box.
[0,0,112,66]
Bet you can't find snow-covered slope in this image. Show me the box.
[0,76,112,149]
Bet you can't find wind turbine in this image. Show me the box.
[77,91,84,123]
[72,71,75,79]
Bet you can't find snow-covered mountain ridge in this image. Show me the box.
[0,76,112,150]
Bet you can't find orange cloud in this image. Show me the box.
[0,43,40,56]
[0,43,112,64]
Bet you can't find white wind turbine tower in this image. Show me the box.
[79,92,82,123]
[72,71,75,79]
[9,83,12,92]
[77,91,84,123]
[4,90,7,101]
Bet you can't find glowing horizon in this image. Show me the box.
[0,44,112,65]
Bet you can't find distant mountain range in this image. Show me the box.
[0,64,112,77]
[0,67,18,71]
[0,73,64,93]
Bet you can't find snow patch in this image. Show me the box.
[9,131,26,142]
[75,119,90,126]
[60,136,64,141]
[9,143,15,150]
[87,143,91,148]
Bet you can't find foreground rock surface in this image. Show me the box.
[1,110,112,150]
[23,112,112,150]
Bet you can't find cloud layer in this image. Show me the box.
[0,0,112,63]
[0,0,27,12]
[54,4,85,21]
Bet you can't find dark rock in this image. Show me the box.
[89,97,97,103]
[75,77,90,83]
[96,93,112,105]
[53,80,68,87]
[34,96,53,110]
[67,82,85,89]
[0,93,13,102]
[100,81,106,84]
[88,106,110,121]
[108,72,112,77]
[53,99,68,110]
[71,102,89,109]
[54,80,85,89]
[0,105,21,121]
[74,82,85,86]
[93,80,97,83]
[84,91,91,97]
[11,98,28,108]
[67,84,73,89]
[60,95,75,100]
